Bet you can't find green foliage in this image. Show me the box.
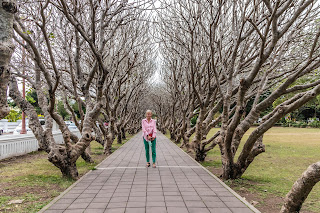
[246,90,273,117]
[190,115,198,127]
[280,118,319,128]
[26,89,42,114]
[49,32,55,39]
[291,121,308,128]
[71,101,80,118]
[23,30,32,34]
[273,77,320,122]
[309,120,320,128]
[57,101,69,120]
[71,101,86,119]
[25,95,35,104]
[299,121,308,128]
[7,98,16,108]
[4,109,21,122]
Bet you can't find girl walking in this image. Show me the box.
[142,110,157,168]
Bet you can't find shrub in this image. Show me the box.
[4,109,21,122]
[281,123,289,127]
[308,120,320,128]
[292,123,300,127]
[298,122,307,128]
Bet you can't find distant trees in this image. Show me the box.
[156,0,320,180]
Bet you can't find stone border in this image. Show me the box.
[38,135,132,213]
[170,140,261,213]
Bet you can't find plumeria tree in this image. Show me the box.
[9,0,154,179]
[156,0,320,180]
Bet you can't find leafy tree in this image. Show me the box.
[273,77,320,122]
[71,101,86,119]
[57,100,69,120]
[4,108,21,122]
[26,89,42,114]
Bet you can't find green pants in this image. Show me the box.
[143,138,156,163]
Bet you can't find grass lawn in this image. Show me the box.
[166,127,320,213]
[0,134,134,213]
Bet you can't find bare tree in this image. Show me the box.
[157,0,320,180]
[9,0,154,179]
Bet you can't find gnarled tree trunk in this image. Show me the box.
[104,118,115,155]
[48,145,79,179]
[191,107,207,161]
[104,132,114,155]
[280,161,320,213]
[9,76,97,180]
[81,147,93,163]
[0,0,17,119]
[220,135,265,179]
[181,126,195,152]
[116,123,122,144]
[9,76,81,179]
[121,127,126,139]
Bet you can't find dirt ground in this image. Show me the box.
[0,151,47,167]
[0,153,61,212]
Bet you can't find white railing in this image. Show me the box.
[0,130,81,160]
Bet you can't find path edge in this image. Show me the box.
[168,135,261,213]
[38,135,135,213]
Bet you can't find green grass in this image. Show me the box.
[167,127,320,212]
[0,134,134,213]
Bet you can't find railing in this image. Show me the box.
[0,130,81,160]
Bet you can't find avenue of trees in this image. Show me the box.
[153,1,320,212]
[1,0,155,179]
[1,0,320,212]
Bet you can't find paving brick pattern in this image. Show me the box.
[42,133,254,213]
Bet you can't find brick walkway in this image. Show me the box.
[41,133,259,213]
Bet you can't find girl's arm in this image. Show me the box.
[152,120,157,139]
[142,120,148,139]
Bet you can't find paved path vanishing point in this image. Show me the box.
[40,132,259,213]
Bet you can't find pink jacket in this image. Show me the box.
[142,118,157,141]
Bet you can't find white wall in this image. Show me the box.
[0,119,21,133]
[0,130,81,160]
